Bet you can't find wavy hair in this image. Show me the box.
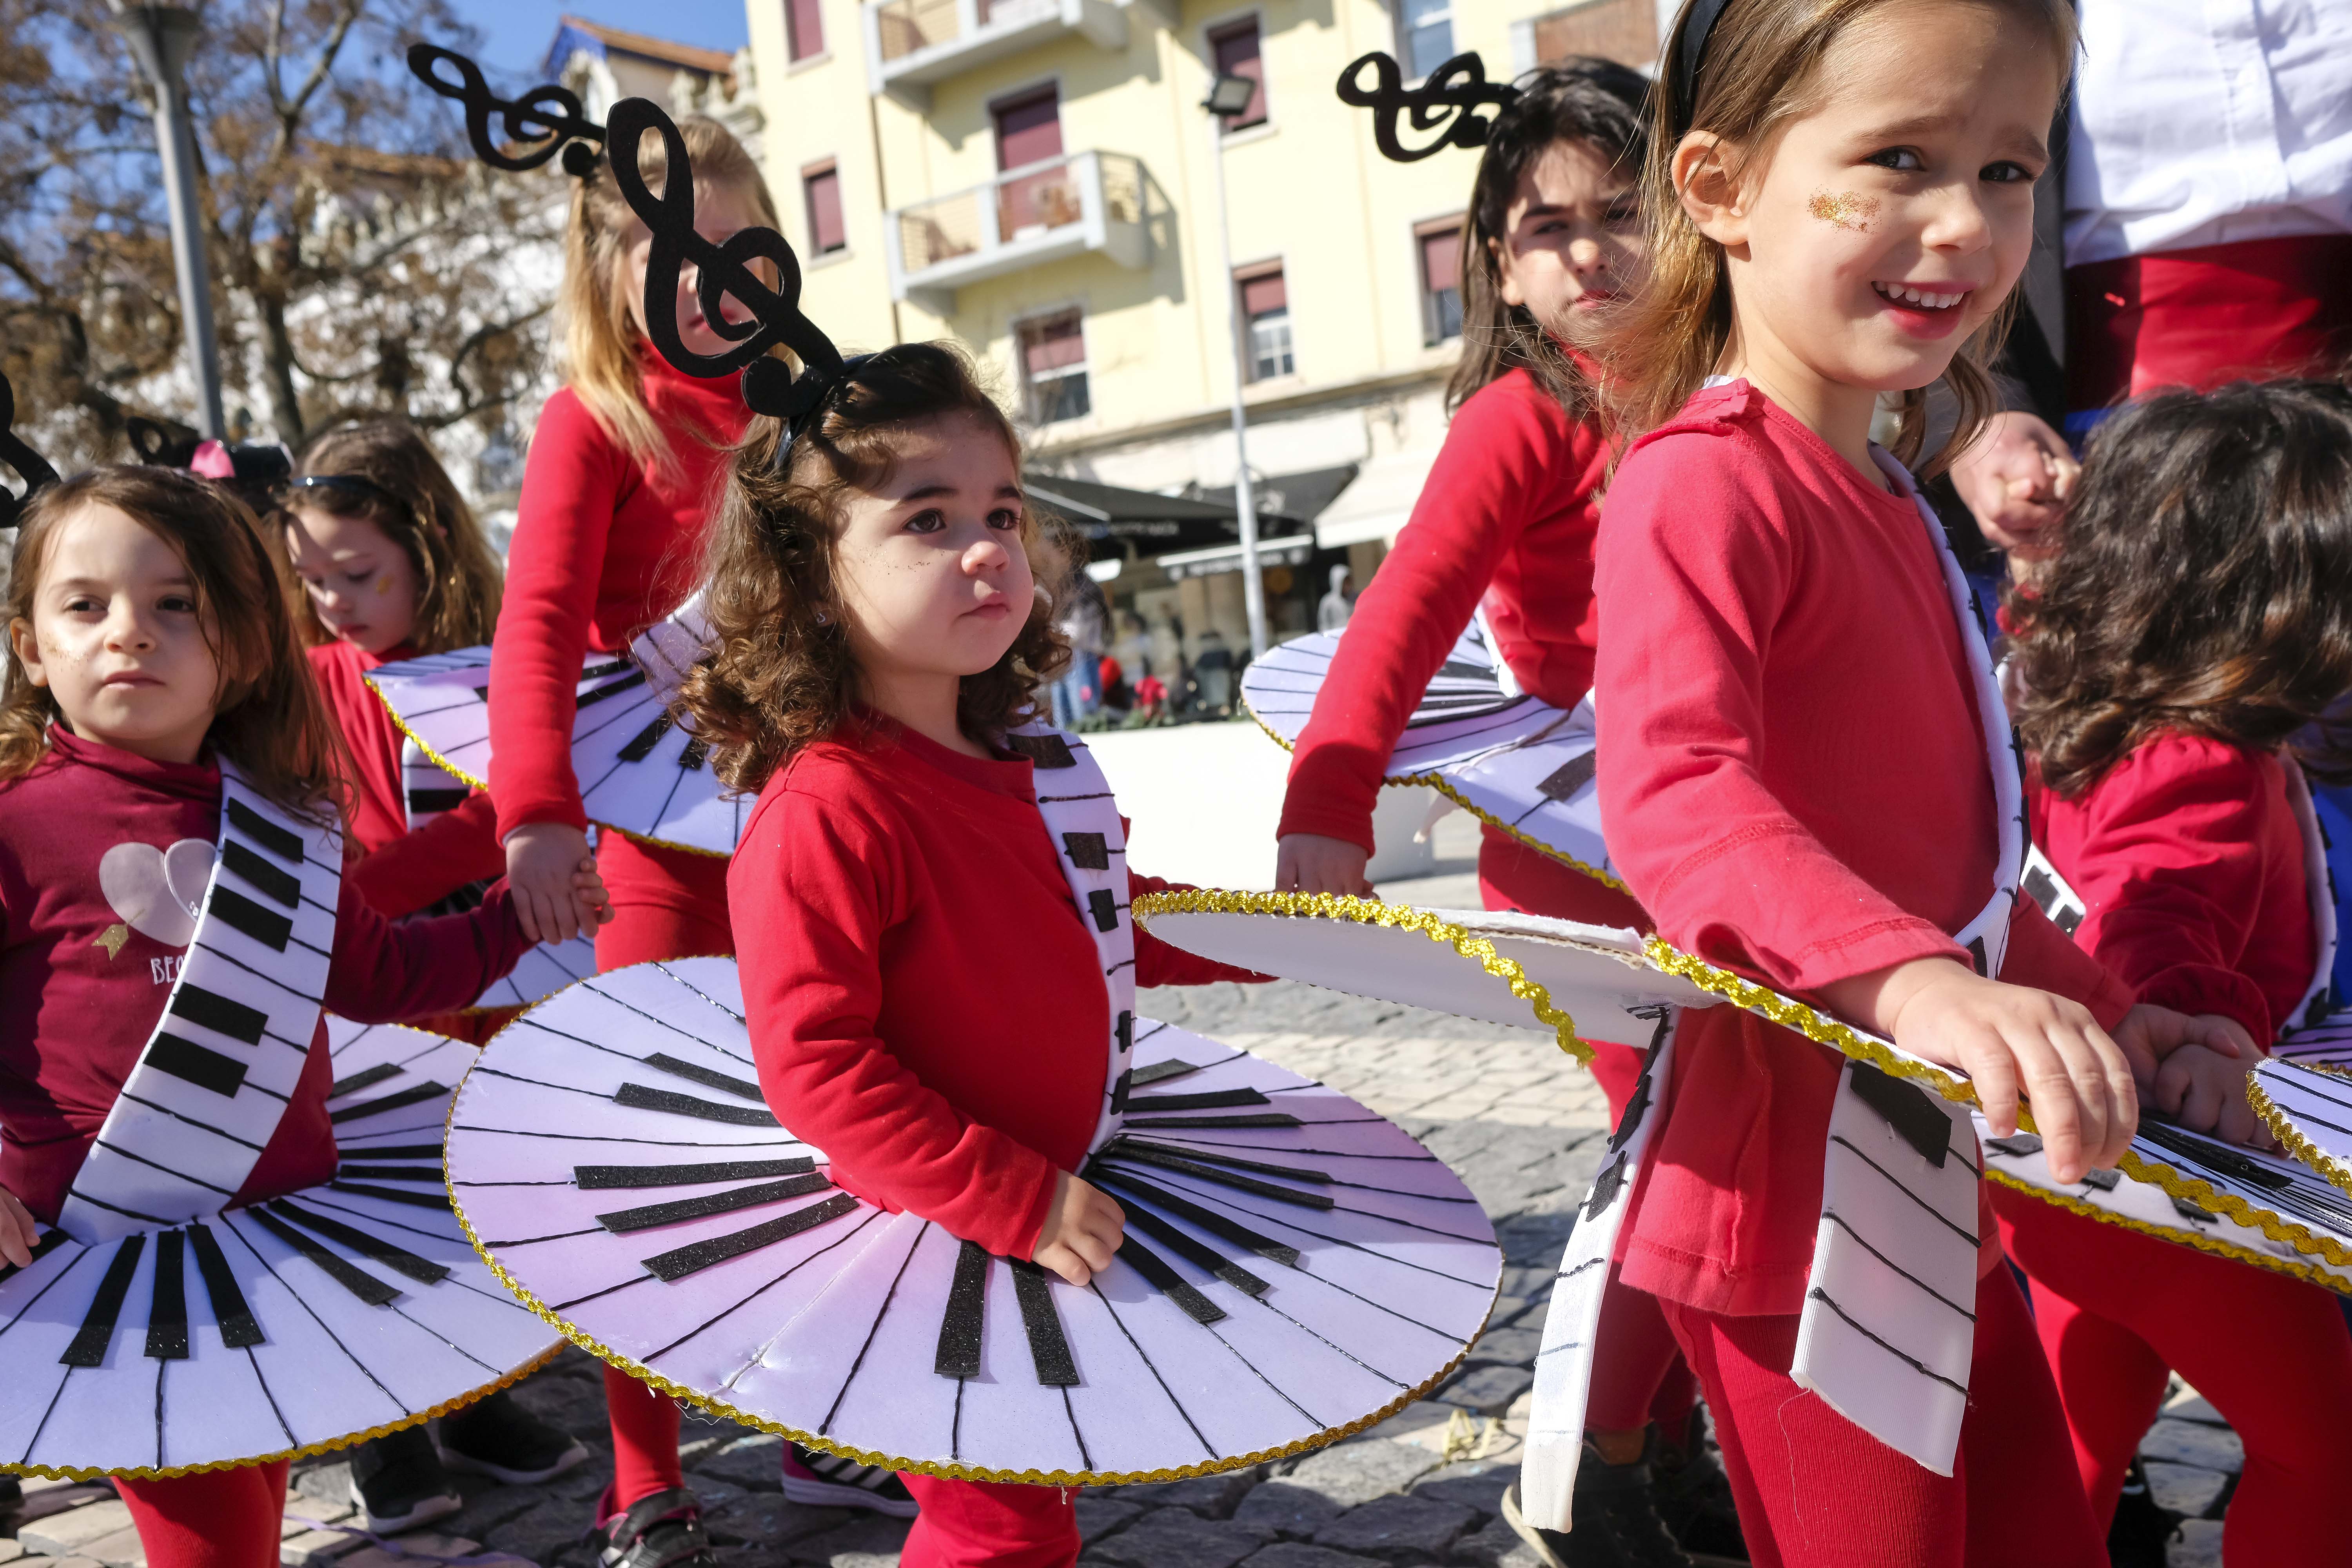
[2008,380,2352,797]
[675,343,1069,792]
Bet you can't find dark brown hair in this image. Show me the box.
[283,420,503,655]
[2,466,353,820]
[1600,0,2074,470]
[1448,58,1651,417]
[2008,379,2352,797]
[675,343,1068,792]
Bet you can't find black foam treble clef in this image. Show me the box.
[407,43,607,177]
[1335,51,1519,164]
[0,370,60,530]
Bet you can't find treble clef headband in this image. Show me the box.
[1335,51,1519,163]
[407,43,607,178]
[604,98,863,447]
[0,371,61,530]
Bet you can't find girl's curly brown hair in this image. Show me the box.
[2007,378,2352,799]
[676,342,1071,793]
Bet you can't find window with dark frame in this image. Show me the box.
[1416,217,1463,344]
[787,0,826,61]
[1237,264,1294,381]
[803,162,846,255]
[1207,18,1267,130]
[1018,311,1091,424]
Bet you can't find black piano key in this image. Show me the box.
[221,840,301,909]
[1089,1170,1301,1267]
[1535,753,1597,802]
[615,1083,781,1128]
[1122,1088,1269,1113]
[1062,832,1110,870]
[334,1163,443,1183]
[640,1192,860,1282]
[1087,890,1119,933]
[576,669,650,708]
[328,1180,454,1210]
[595,1173,830,1234]
[644,1053,765,1103]
[1111,1138,1332,1186]
[1118,1203,1267,1295]
[617,715,673,762]
[145,1229,190,1359]
[1845,1062,1953,1168]
[61,1233,147,1367]
[1101,1148,1333,1209]
[678,739,711,771]
[0,1228,71,1286]
[581,658,633,681]
[172,984,267,1046]
[1434,657,1499,685]
[1113,1232,1226,1326]
[1122,1113,1300,1130]
[245,1208,402,1305]
[1109,1069,1133,1115]
[330,1083,450,1123]
[145,1033,250,1098]
[576,1157,816,1190]
[187,1221,263,1347]
[2080,1169,2122,1192]
[1005,733,1075,769]
[226,799,304,862]
[1008,1259,1080,1386]
[1127,1060,1202,1089]
[270,1200,450,1285]
[407,786,470,815]
[340,1143,444,1160]
[328,1062,403,1099]
[935,1239,990,1379]
[208,885,293,951]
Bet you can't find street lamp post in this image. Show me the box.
[113,5,226,440]
[1203,72,1268,660]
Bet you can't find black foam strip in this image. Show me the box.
[226,799,304,862]
[187,1222,263,1348]
[0,1228,70,1287]
[330,1083,450,1123]
[1062,832,1110,870]
[678,739,710,771]
[576,669,649,708]
[1087,890,1119,933]
[640,1192,861,1282]
[616,1082,781,1127]
[1113,1232,1226,1325]
[1122,1088,1269,1112]
[1122,1113,1300,1130]
[1009,1259,1080,1385]
[644,1053,766,1103]
[618,715,673,762]
[61,1232,147,1367]
[334,1163,443,1183]
[328,1062,403,1099]
[408,786,469,814]
[145,1229,189,1359]
[1111,1138,1332,1185]
[221,839,302,909]
[1005,732,1075,769]
[935,1239,989,1379]
[208,885,292,951]
[1109,1069,1133,1115]
[328,1181,454,1210]
[1103,1148,1333,1209]
[340,1143,443,1160]
[246,1207,402,1305]
[1127,1060,1201,1088]
[172,984,267,1046]
[270,1200,450,1285]
[581,658,633,681]
[1535,752,1597,802]
[1089,1169,1301,1267]
[575,1157,815,1190]
[146,1034,250,1099]
[596,1172,830,1234]
[1119,1202,1267,1295]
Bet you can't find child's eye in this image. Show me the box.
[1982,160,2036,185]
[158,594,198,614]
[1865,147,1924,172]
[905,510,946,535]
[63,594,102,613]
[987,508,1021,531]
[1604,200,1639,229]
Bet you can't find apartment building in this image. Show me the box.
[743,0,1662,662]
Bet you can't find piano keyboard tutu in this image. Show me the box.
[2252,1014,2352,1211]
[0,1020,559,1480]
[1239,617,1617,888]
[443,957,1502,1484]
[366,595,750,859]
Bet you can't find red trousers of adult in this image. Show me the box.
[116,1459,289,1568]
[1996,1187,2352,1567]
[594,839,735,1516]
[1480,831,1696,1435]
[2067,234,2352,409]
[896,1474,1077,1568]
[1657,1265,2107,1568]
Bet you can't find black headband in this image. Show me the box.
[408,43,607,178]
[1673,0,1735,137]
[1335,51,1519,163]
[0,371,60,530]
[285,473,417,522]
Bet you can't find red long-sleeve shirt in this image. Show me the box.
[1595,382,2129,1314]
[491,357,747,910]
[2032,737,2316,1045]
[730,721,1262,1260]
[0,729,534,1223]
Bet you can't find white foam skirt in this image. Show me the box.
[0,1022,560,1479]
[443,958,1503,1483]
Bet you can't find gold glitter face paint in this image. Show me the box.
[1808,190,1878,231]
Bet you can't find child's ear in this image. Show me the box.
[1674,132,1750,249]
[7,618,46,689]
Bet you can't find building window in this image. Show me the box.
[803,162,846,255]
[787,0,826,61]
[1237,264,1293,381]
[992,85,1063,171]
[1207,18,1267,131]
[1417,217,1463,344]
[1522,0,1655,70]
[1018,311,1091,424]
[1396,0,1453,79]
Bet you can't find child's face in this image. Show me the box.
[624,181,773,363]
[1686,0,2060,400]
[283,505,420,656]
[8,503,221,765]
[1494,139,1643,328]
[831,414,1034,691]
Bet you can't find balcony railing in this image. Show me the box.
[885,151,1147,313]
[862,0,1131,103]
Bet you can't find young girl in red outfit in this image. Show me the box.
[1581,1,2239,1562]
[681,344,1261,1568]
[1994,380,2352,1566]
[0,466,559,1568]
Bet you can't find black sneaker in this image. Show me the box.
[1653,1410,1749,1564]
[781,1442,919,1517]
[438,1389,591,1485]
[349,1425,462,1534]
[0,1472,20,1514]
[1503,1443,1697,1568]
[592,1486,717,1568]
[2106,1457,2180,1568]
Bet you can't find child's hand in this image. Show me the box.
[2109,1004,2253,1091]
[1033,1170,1125,1287]
[571,858,613,935]
[0,1183,39,1269]
[1276,833,1375,898]
[506,822,597,944]
[2153,1044,2278,1151]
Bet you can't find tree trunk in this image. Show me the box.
[256,289,307,448]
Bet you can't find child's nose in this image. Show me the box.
[1568,236,1604,270]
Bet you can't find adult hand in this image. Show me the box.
[2153,1044,2277,1151]
[1032,1169,1125,1287]
[506,821,597,945]
[1276,833,1376,898]
[2109,1004,2252,1091]
[1949,410,2078,568]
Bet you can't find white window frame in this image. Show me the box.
[1014,306,1093,426]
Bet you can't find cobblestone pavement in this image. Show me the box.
[0,847,2253,1568]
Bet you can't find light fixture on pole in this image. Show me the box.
[113,4,226,440]
[1202,71,1269,660]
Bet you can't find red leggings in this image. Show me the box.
[1996,1187,2352,1567]
[1659,1265,2106,1568]
[116,1459,288,1568]
[897,1475,1077,1568]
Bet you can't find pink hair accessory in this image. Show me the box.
[189,439,237,479]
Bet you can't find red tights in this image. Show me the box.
[1659,1265,2106,1568]
[897,1475,1077,1568]
[116,1459,288,1568]
[1997,1188,2352,1567]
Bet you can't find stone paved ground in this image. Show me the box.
[0,838,2254,1568]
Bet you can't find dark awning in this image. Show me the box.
[1024,472,1309,555]
[1188,464,1361,528]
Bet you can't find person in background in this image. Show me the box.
[1316,564,1354,632]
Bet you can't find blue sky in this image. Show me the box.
[454,1,752,79]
